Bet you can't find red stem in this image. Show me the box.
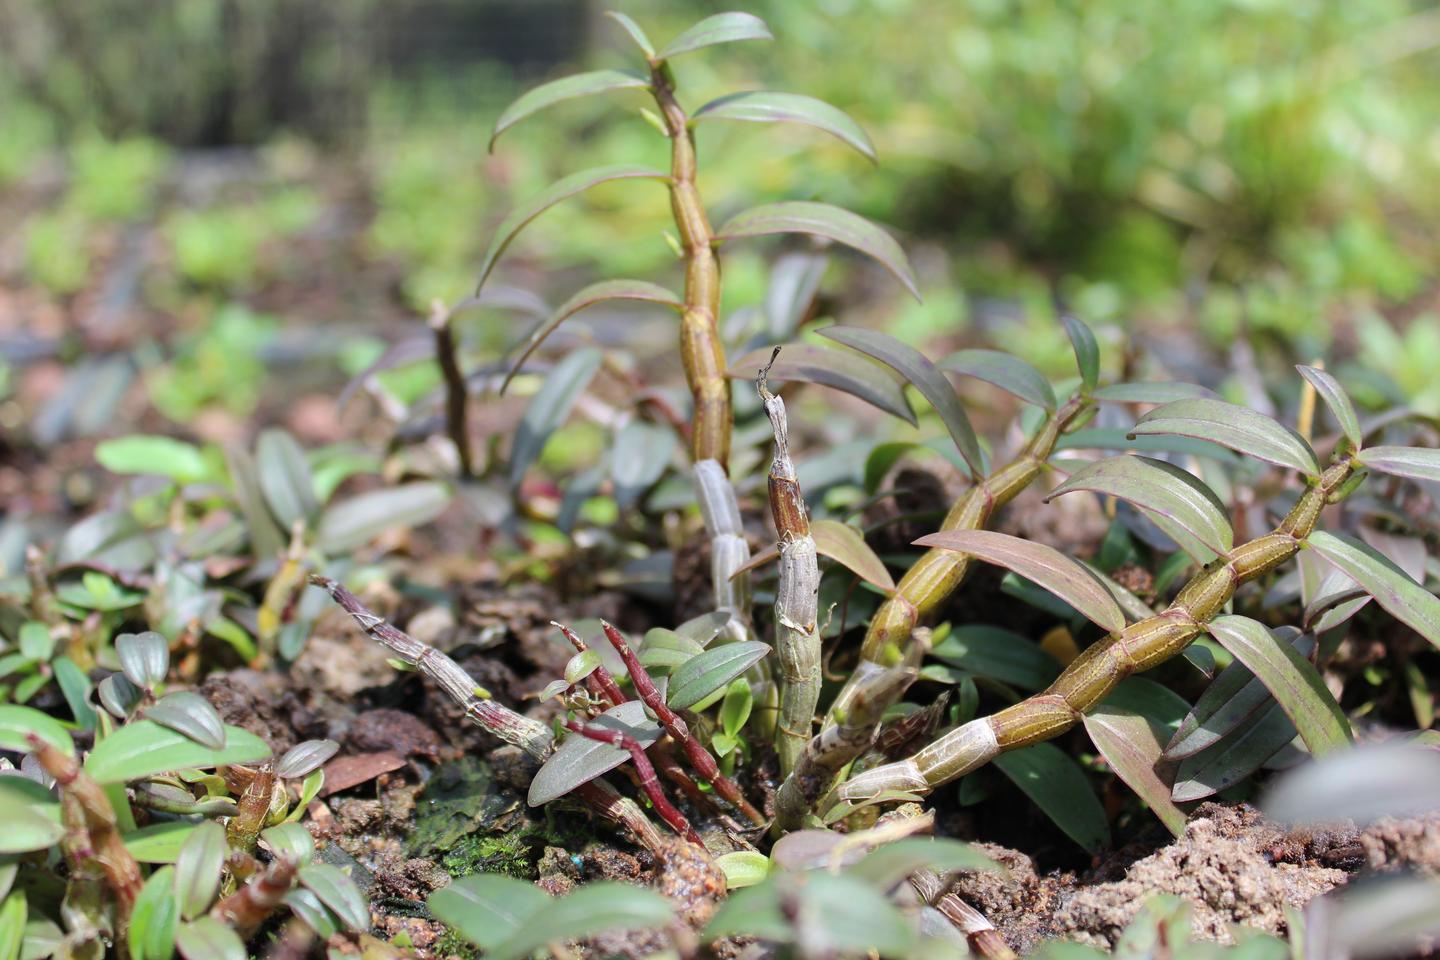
[554,621,628,707]
[565,720,701,846]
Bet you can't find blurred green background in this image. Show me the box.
[4,0,1440,438]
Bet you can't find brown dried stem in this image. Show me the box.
[211,855,298,935]
[909,869,1016,960]
[430,298,474,478]
[565,720,701,845]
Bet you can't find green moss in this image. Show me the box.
[439,823,544,880]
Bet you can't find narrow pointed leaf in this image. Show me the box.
[605,12,655,57]
[1356,445,1440,484]
[1091,382,1214,404]
[848,837,1002,891]
[658,12,772,59]
[1046,455,1232,562]
[175,917,245,960]
[1167,629,1312,760]
[224,444,283,559]
[1061,315,1099,391]
[612,420,677,508]
[476,166,668,294]
[1297,366,1361,449]
[528,700,663,806]
[915,530,1126,633]
[316,482,450,553]
[1307,531,1440,649]
[427,874,549,951]
[667,640,771,710]
[502,280,681,393]
[509,347,603,489]
[1171,700,1296,802]
[298,863,370,932]
[175,822,226,920]
[693,92,875,161]
[1130,398,1319,476]
[490,70,649,149]
[994,743,1110,854]
[1084,703,1188,837]
[811,519,894,592]
[940,349,1056,410]
[727,343,915,425]
[718,203,919,301]
[145,692,226,750]
[85,720,271,784]
[819,326,981,475]
[256,429,318,530]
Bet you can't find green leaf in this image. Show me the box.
[475,165,668,294]
[20,918,63,960]
[929,624,1061,691]
[1171,699,1296,802]
[224,444,284,559]
[85,720,271,785]
[528,700,663,806]
[17,622,53,662]
[1061,315,1099,391]
[1206,615,1349,755]
[1058,427,1239,464]
[284,768,325,823]
[0,788,64,854]
[915,530,1127,633]
[604,12,655,57]
[693,91,875,161]
[95,435,209,485]
[509,348,604,489]
[131,867,179,960]
[612,420,677,509]
[727,342,916,426]
[0,891,23,960]
[316,481,450,553]
[174,822,226,919]
[501,280,681,395]
[667,640,771,710]
[0,704,74,755]
[994,742,1110,854]
[283,888,339,939]
[818,326,982,475]
[940,349,1056,410]
[848,837,1002,891]
[298,863,369,932]
[484,882,673,960]
[275,738,339,779]
[638,629,705,673]
[490,70,649,149]
[718,204,919,301]
[116,631,169,688]
[122,822,199,864]
[707,872,912,955]
[261,822,316,863]
[1307,531,1440,649]
[175,917,245,960]
[1046,455,1233,562]
[1084,703,1188,837]
[427,873,548,951]
[1356,445,1440,484]
[1091,382,1214,404]
[715,851,770,890]
[658,12,772,60]
[1130,398,1319,477]
[256,428,318,531]
[811,519,894,592]
[53,656,98,731]
[145,692,225,750]
[1264,740,1440,828]
[1297,365,1361,449]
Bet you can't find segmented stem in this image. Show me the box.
[565,720,702,846]
[212,856,298,935]
[910,869,1016,960]
[555,621,628,707]
[838,457,1358,803]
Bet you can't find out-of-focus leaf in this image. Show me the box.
[1297,365,1361,449]
[298,863,369,932]
[262,822,316,863]
[667,641,771,710]
[256,429,318,531]
[693,91,874,160]
[994,742,1110,854]
[1047,455,1232,562]
[528,700,663,806]
[715,851,770,890]
[929,624,1060,690]
[98,673,144,720]
[916,530,1126,633]
[175,917,245,960]
[121,822,197,864]
[283,888,338,939]
[0,704,74,755]
[85,720,270,785]
[1206,615,1349,755]
[508,348,603,490]
[1264,740,1440,827]
[1085,703,1188,837]
[1061,315,1099,391]
[1307,531,1440,649]
[848,837,1002,891]
[604,12,655,56]
[426,873,548,951]
[116,631,169,688]
[475,166,667,294]
[764,251,828,337]
[174,822,226,920]
[490,70,649,149]
[658,11,772,59]
[1091,382,1214,404]
[727,342,915,425]
[819,326,981,475]
[476,882,674,960]
[0,791,63,853]
[1304,875,1440,960]
[275,739,340,780]
[21,918,64,960]
[940,349,1056,410]
[316,481,450,553]
[718,204,919,301]
[811,519,894,592]
[706,872,912,956]
[224,444,283,559]
[131,867,178,960]
[145,692,225,750]
[1171,701,1296,802]
[0,889,24,960]
[1059,427,1240,464]
[612,420,676,508]
[95,435,210,485]
[501,280,681,394]
[1356,445,1440,484]
[1130,399,1319,476]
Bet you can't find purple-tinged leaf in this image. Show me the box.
[1297,365,1361,449]
[605,12,656,57]
[528,700,663,806]
[1130,398,1320,477]
[1171,699,1296,802]
[1356,445,1440,484]
[940,349,1056,410]
[1085,703,1187,837]
[818,327,981,475]
[316,482,450,554]
[1307,531,1440,649]
[717,203,920,301]
[994,743,1110,854]
[811,519,894,592]
[476,166,668,294]
[1046,455,1232,562]
[256,428,318,531]
[914,530,1126,633]
[658,12,773,60]
[508,348,603,489]
[145,691,226,750]
[1061,315,1099,391]
[693,92,875,161]
[490,70,649,150]
[1206,616,1349,755]
[1091,382,1215,404]
[276,739,340,779]
[764,251,829,337]
[501,280,681,394]
[727,342,915,425]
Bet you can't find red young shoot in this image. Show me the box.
[554,620,628,707]
[565,720,702,846]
